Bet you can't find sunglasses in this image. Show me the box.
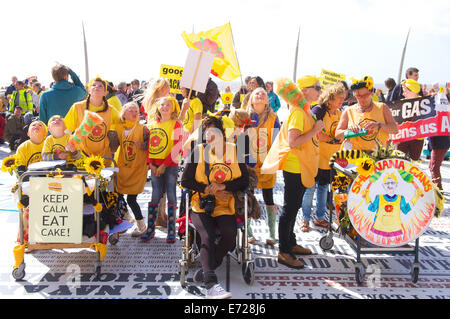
[353,91,372,98]
[307,85,322,91]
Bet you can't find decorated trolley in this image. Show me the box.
[319,142,444,284]
[9,156,128,281]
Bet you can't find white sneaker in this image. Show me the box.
[205,284,232,299]
[123,210,135,224]
[131,219,147,237]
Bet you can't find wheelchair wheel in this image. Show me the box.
[355,263,365,284]
[12,263,26,281]
[94,262,101,278]
[179,260,187,287]
[319,234,334,251]
[242,261,255,285]
[109,233,119,245]
[411,263,420,283]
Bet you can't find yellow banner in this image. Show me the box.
[181,23,241,81]
[160,64,183,94]
[221,93,233,104]
[320,68,346,86]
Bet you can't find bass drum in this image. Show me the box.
[347,158,435,247]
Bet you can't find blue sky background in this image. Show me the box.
[1,0,449,91]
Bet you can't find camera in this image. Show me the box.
[199,195,216,215]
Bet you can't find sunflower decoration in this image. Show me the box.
[331,174,352,193]
[355,157,375,177]
[84,155,105,176]
[1,155,18,176]
[94,202,103,213]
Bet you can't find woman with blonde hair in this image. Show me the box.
[246,87,281,245]
[115,101,150,236]
[142,78,171,121]
[300,83,345,232]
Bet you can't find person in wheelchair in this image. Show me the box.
[181,115,249,299]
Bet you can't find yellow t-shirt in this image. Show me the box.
[319,109,342,170]
[115,122,148,194]
[107,95,123,113]
[42,134,77,164]
[16,140,44,168]
[191,143,241,217]
[183,97,203,132]
[345,101,389,151]
[64,101,120,159]
[64,102,120,132]
[282,109,304,174]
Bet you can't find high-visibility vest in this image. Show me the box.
[8,89,33,113]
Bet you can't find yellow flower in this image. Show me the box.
[94,202,103,213]
[17,202,25,210]
[1,155,17,175]
[84,156,105,176]
[356,158,375,176]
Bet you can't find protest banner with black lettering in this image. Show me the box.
[388,96,450,143]
[160,64,183,94]
[28,178,83,243]
[320,68,346,86]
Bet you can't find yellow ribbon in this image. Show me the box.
[13,244,26,269]
[90,243,107,261]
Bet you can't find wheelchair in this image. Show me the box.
[178,188,256,291]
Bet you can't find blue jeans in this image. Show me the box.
[301,182,328,221]
[150,166,178,205]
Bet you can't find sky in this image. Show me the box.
[1,0,449,91]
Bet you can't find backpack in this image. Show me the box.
[197,78,219,114]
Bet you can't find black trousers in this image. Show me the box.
[190,212,237,289]
[278,171,307,253]
[118,194,143,220]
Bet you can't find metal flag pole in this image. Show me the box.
[82,21,89,85]
[293,26,301,82]
[397,27,411,84]
[229,22,244,87]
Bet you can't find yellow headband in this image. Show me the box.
[87,76,108,93]
[158,97,180,114]
[206,111,235,138]
[351,76,374,91]
[297,75,320,89]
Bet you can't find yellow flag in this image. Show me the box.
[181,23,241,81]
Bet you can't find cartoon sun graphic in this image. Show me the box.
[84,155,105,175]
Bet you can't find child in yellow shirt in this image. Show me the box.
[42,115,81,167]
[16,120,47,174]
[15,120,48,243]
[114,102,149,237]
